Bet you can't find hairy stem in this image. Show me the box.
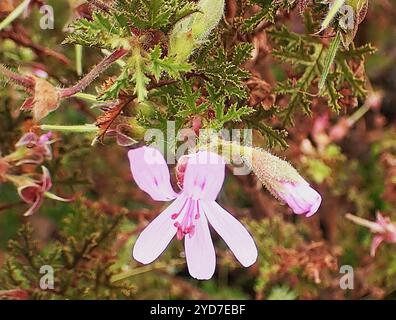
[0,64,35,89]
[60,49,128,98]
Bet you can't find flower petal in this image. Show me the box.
[15,132,37,147]
[183,151,225,201]
[23,196,43,217]
[18,185,39,203]
[184,213,216,280]
[132,196,186,264]
[128,147,177,201]
[38,132,52,145]
[280,182,322,217]
[202,201,258,267]
[370,235,384,257]
[41,166,52,191]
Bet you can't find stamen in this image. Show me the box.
[172,198,201,240]
[195,201,201,219]
[171,198,188,220]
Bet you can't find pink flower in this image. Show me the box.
[277,181,322,217]
[17,166,71,216]
[128,147,258,280]
[346,213,396,256]
[15,131,53,164]
[370,213,396,256]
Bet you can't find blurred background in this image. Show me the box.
[1,0,396,299]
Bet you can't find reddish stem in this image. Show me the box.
[60,48,129,98]
[0,64,35,89]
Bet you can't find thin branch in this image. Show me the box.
[59,49,129,98]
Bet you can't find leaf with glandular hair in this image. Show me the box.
[198,46,250,99]
[99,69,130,101]
[205,83,254,129]
[243,4,274,33]
[232,43,254,66]
[125,49,151,103]
[246,119,289,149]
[150,46,192,80]
[63,12,129,49]
[242,0,295,33]
[338,43,376,60]
[271,46,313,66]
[337,59,366,98]
[320,74,343,112]
[269,22,373,125]
[115,0,199,31]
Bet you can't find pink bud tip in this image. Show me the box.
[279,181,322,217]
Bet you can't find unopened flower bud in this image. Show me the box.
[243,148,322,217]
[169,0,225,62]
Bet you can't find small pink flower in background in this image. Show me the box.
[128,146,258,280]
[105,124,137,147]
[15,131,53,164]
[346,213,396,256]
[277,181,322,217]
[32,67,49,79]
[16,166,72,216]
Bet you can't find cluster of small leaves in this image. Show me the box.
[62,0,298,149]
[244,107,289,149]
[63,11,131,50]
[64,1,195,104]
[64,0,198,47]
[61,1,373,148]
[136,36,256,134]
[269,20,375,126]
[0,200,133,300]
[242,0,297,33]
[196,41,253,100]
[114,0,199,32]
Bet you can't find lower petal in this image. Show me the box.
[24,196,43,216]
[133,196,185,264]
[185,213,216,280]
[202,201,258,267]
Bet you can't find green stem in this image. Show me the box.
[111,260,185,283]
[0,0,31,31]
[40,124,99,133]
[75,45,83,76]
[347,102,370,126]
[72,92,98,102]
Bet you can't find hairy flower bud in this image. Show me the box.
[243,148,322,217]
[169,0,225,62]
[21,78,61,122]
